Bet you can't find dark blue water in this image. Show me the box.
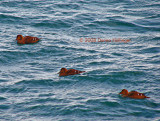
[0,0,160,120]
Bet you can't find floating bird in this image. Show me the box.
[16,35,40,44]
[119,89,150,99]
[58,68,85,76]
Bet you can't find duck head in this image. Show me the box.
[16,35,25,44]
[58,68,68,76]
[119,89,129,96]
[16,35,23,41]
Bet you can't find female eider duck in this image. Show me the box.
[16,35,40,44]
[119,89,150,99]
[58,68,85,76]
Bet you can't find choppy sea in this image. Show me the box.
[0,0,160,121]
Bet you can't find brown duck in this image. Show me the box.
[119,89,150,99]
[16,35,40,44]
[58,68,85,76]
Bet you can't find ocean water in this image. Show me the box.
[0,0,160,120]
